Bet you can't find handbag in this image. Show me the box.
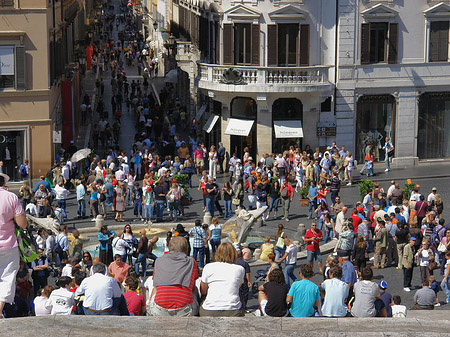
[428,260,439,271]
[438,242,448,253]
[99,193,106,202]
[276,232,285,249]
[232,197,240,206]
[248,194,256,206]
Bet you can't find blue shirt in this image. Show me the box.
[308,186,318,199]
[135,153,142,165]
[189,226,206,248]
[341,260,356,286]
[33,180,51,193]
[288,279,320,317]
[76,184,86,201]
[98,230,116,251]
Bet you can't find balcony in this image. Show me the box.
[197,63,333,93]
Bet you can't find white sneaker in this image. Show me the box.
[385,168,390,172]
[91,218,96,222]
[435,303,441,307]
[403,287,411,292]
[347,183,352,186]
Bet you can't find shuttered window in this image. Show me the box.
[251,24,260,66]
[1,0,14,6]
[215,22,220,64]
[429,21,449,62]
[267,23,309,67]
[223,23,233,65]
[15,46,26,90]
[361,22,398,64]
[234,23,251,64]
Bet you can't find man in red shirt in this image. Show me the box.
[280,178,294,222]
[350,208,362,233]
[304,221,323,274]
[149,236,199,316]
[123,276,145,316]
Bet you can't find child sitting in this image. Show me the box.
[429,275,441,307]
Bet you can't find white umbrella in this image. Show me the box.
[71,148,92,162]
[165,69,178,83]
[26,214,60,235]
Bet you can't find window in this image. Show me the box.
[0,45,25,90]
[429,21,449,62]
[223,23,259,66]
[361,22,398,64]
[278,24,299,66]
[234,23,251,64]
[1,0,14,7]
[267,24,309,67]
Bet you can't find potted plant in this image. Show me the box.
[403,180,416,201]
[173,174,191,206]
[358,179,374,201]
[299,179,311,206]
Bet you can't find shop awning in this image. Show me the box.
[195,104,207,120]
[273,120,304,138]
[203,114,220,133]
[225,118,254,136]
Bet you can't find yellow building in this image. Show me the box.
[0,0,87,182]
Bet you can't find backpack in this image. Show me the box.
[20,164,27,177]
[15,227,39,263]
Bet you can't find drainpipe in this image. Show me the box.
[333,0,338,116]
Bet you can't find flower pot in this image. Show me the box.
[299,198,308,207]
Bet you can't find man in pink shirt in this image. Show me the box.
[0,172,28,314]
[108,254,131,284]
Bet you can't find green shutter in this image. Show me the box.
[16,46,26,90]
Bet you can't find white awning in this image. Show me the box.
[203,114,220,133]
[273,120,303,138]
[225,118,254,136]
[195,104,207,120]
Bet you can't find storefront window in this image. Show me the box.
[0,130,25,182]
[272,98,303,154]
[230,97,256,159]
[418,92,450,159]
[356,95,395,163]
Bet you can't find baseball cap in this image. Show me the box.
[248,157,253,161]
[357,207,364,213]
[410,237,417,241]
[378,280,387,290]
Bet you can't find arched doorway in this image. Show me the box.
[229,97,257,159]
[272,98,303,154]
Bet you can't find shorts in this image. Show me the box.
[195,158,204,167]
[307,250,322,263]
[260,299,289,317]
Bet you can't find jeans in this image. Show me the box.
[324,226,334,243]
[224,200,232,219]
[210,238,220,254]
[135,252,147,277]
[56,199,66,211]
[77,199,86,217]
[281,197,291,219]
[155,200,165,221]
[285,263,297,287]
[169,200,179,221]
[206,197,214,217]
[144,204,154,219]
[318,218,324,231]
[360,161,369,174]
[193,246,205,268]
[441,278,450,301]
[308,199,317,219]
[133,201,142,217]
[268,197,279,213]
[275,246,285,262]
[385,155,390,171]
[126,185,133,205]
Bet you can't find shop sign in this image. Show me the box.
[0,134,17,144]
[317,122,336,137]
[53,131,62,144]
[0,46,15,76]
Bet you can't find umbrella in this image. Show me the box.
[71,148,92,162]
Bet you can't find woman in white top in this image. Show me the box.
[344,152,354,186]
[199,242,245,317]
[112,234,131,262]
[34,285,54,316]
[163,231,172,253]
[46,276,75,315]
[208,145,218,179]
[36,229,46,251]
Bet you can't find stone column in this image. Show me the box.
[256,94,271,160]
[221,101,231,156]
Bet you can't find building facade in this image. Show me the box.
[0,0,86,182]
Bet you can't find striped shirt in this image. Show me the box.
[154,260,198,309]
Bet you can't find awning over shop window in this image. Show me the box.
[273,120,303,138]
[225,118,254,136]
[203,114,220,133]
[195,104,207,120]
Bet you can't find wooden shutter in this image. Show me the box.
[429,21,449,62]
[267,24,277,66]
[223,23,233,65]
[251,24,260,66]
[3,0,14,6]
[361,23,371,64]
[16,46,26,90]
[388,23,398,64]
[215,22,220,64]
[299,24,309,66]
[439,21,449,62]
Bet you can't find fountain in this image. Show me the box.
[221,206,268,246]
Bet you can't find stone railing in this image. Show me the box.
[198,63,330,85]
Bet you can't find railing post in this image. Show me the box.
[208,65,213,82]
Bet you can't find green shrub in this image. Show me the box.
[173,174,189,185]
[358,179,373,201]
[300,178,312,199]
[403,181,415,201]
